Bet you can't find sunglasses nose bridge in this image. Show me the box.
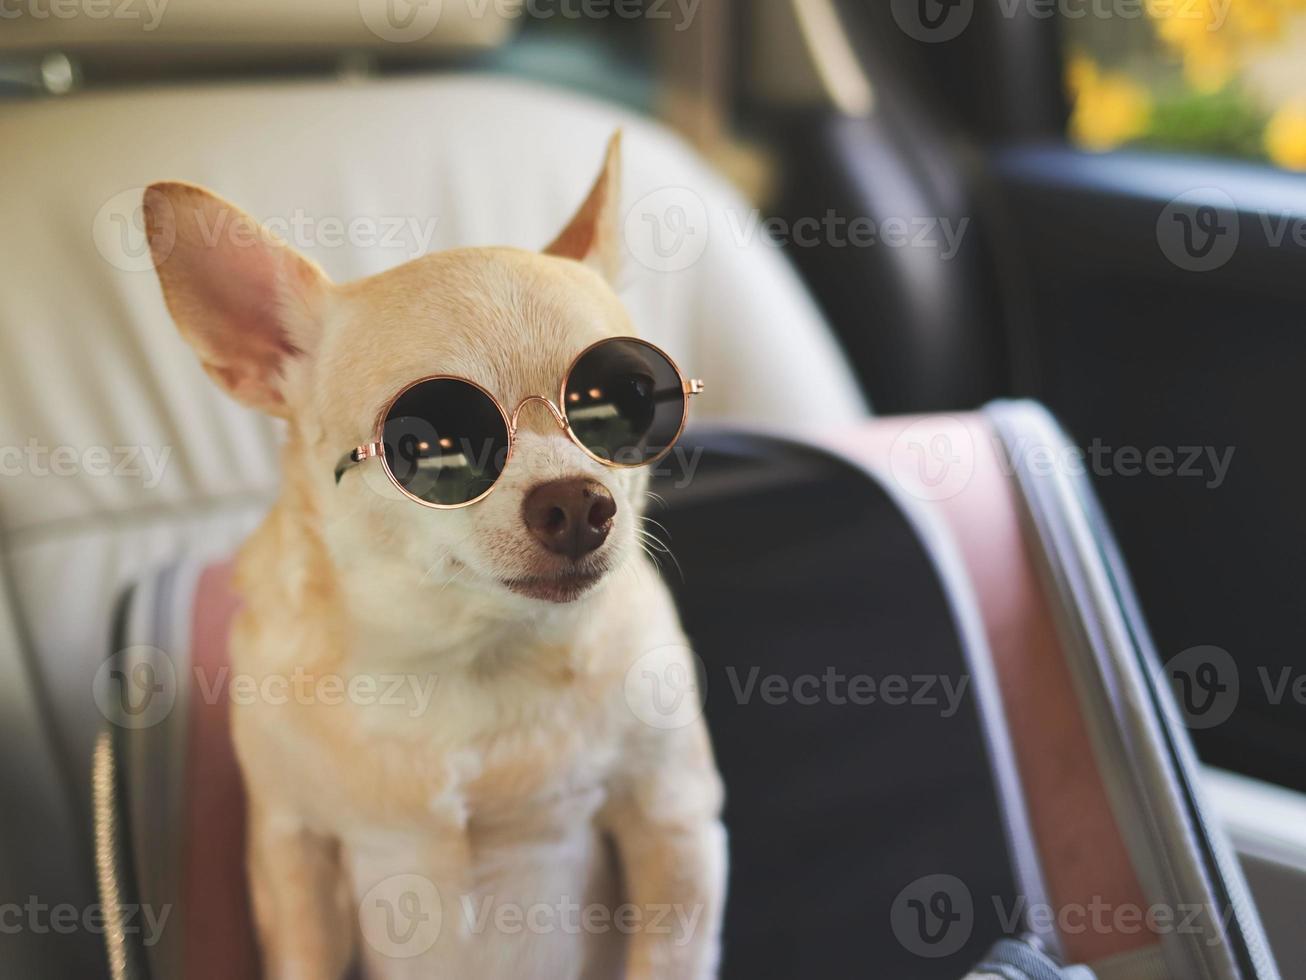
[509,394,569,436]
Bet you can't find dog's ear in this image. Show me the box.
[544,130,623,283]
[143,182,330,418]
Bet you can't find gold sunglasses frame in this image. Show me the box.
[334,336,704,510]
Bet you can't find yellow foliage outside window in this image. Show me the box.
[1265,100,1306,169]
[1146,0,1306,92]
[1066,1,1306,167]
[1068,55,1153,150]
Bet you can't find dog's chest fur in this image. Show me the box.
[229,509,680,975]
[233,567,645,838]
[233,595,642,977]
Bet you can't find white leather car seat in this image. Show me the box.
[0,67,866,975]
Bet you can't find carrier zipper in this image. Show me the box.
[93,730,130,980]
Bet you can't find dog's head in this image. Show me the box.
[146,135,659,607]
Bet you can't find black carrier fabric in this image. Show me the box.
[95,424,1283,979]
[651,433,1019,980]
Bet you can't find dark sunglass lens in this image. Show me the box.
[382,380,509,505]
[564,339,684,465]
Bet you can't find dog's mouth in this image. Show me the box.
[501,566,606,603]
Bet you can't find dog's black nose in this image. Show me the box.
[523,478,616,560]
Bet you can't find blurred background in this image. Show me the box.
[2,1,1306,974]
[13,0,1293,787]
[4,0,1305,797]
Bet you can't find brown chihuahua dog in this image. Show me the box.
[145,134,726,979]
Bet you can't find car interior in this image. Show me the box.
[2,2,1304,978]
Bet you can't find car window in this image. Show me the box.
[1065,0,1306,169]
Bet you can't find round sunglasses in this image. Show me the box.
[334,336,704,509]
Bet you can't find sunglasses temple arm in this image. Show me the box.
[654,380,704,402]
[334,443,383,484]
[333,453,357,485]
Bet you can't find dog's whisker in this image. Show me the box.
[420,553,452,584]
[636,528,684,583]
[636,528,675,558]
[437,562,472,596]
[636,528,672,553]
[638,544,663,574]
[622,559,645,589]
[643,490,669,511]
[636,537,668,560]
[638,515,673,541]
[420,529,481,585]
